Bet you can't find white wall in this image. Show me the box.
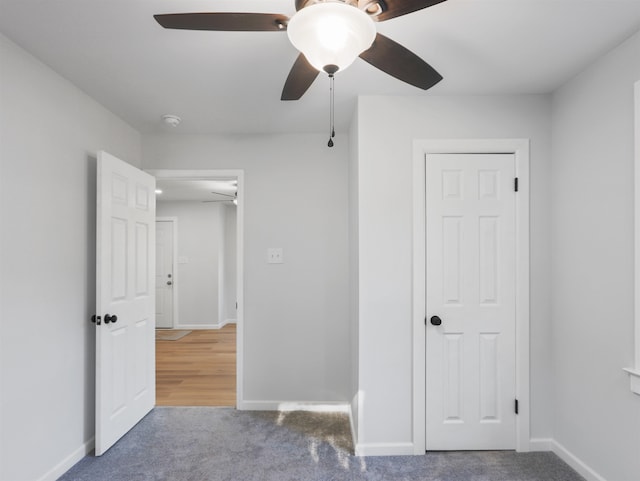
[157,201,227,328]
[0,33,141,481]
[142,134,351,404]
[551,30,640,481]
[353,95,553,451]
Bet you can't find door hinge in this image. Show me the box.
[515,399,519,415]
[514,177,519,192]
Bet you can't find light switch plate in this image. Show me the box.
[267,248,284,264]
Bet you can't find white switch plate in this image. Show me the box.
[267,248,284,264]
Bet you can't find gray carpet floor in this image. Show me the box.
[59,407,585,481]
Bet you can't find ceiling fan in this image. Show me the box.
[154,0,446,101]
[203,191,238,205]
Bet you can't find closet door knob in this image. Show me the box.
[430,316,442,326]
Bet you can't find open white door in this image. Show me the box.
[95,151,156,455]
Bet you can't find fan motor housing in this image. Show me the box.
[300,0,386,17]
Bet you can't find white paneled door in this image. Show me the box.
[155,220,174,328]
[425,153,516,450]
[95,151,156,456]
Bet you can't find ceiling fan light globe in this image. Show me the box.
[287,2,376,73]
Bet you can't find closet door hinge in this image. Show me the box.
[514,177,519,192]
[515,399,519,415]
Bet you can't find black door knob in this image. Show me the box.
[104,314,118,324]
[430,315,442,326]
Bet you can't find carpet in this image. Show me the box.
[59,407,586,481]
[156,330,191,341]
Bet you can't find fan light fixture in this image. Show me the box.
[287,2,376,74]
[154,0,446,147]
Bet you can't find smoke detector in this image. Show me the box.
[161,114,181,127]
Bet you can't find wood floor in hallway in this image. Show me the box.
[156,325,236,406]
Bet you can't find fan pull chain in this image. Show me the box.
[328,73,335,148]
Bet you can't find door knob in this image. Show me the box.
[104,314,118,324]
[430,315,442,326]
[167,281,172,286]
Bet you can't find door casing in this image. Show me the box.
[412,139,530,453]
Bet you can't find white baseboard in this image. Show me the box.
[175,319,236,330]
[237,400,350,412]
[529,437,553,451]
[355,442,415,457]
[174,324,218,330]
[348,402,358,457]
[38,438,94,481]
[550,439,608,481]
[528,437,608,481]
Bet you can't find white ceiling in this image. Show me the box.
[2,0,640,135]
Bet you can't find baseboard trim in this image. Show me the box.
[355,442,415,457]
[550,439,607,481]
[175,319,235,330]
[38,437,94,481]
[529,437,553,451]
[347,402,358,457]
[237,400,349,412]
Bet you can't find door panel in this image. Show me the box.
[96,151,155,456]
[425,153,516,451]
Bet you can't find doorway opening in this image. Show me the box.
[148,169,245,408]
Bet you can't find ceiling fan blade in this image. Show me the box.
[362,0,447,22]
[154,13,289,31]
[210,191,236,198]
[295,0,307,11]
[359,33,442,90]
[281,54,320,101]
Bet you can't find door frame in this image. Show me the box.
[147,169,245,407]
[156,217,178,328]
[412,139,530,453]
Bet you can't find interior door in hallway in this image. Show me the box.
[425,153,517,450]
[95,151,156,455]
[156,220,174,328]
